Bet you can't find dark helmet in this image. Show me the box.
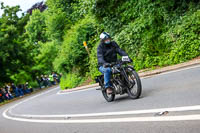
[100,32,111,41]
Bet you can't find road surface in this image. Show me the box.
[0,65,200,133]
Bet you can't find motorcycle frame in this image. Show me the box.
[95,62,135,93]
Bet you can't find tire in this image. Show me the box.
[102,89,115,102]
[125,66,142,99]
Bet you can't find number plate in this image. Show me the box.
[122,56,129,62]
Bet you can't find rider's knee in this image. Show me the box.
[105,67,111,73]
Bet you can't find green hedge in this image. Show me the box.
[60,73,85,90]
[54,16,98,75]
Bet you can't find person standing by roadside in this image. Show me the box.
[49,73,54,85]
[52,72,57,85]
[57,73,62,83]
[29,84,33,93]
[17,84,24,97]
[5,84,13,100]
[36,76,42,89]
[40,75,45,88]
[0,88,5,102]
[11,83,20,97]
[23,82,30,94]
[25,82,33,93]
[43,75,48,87]
[1,86,9,100]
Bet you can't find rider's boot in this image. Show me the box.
[106,86,114,95]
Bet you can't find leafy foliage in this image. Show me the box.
[59,73,85,90]
[32,41,59,73]
[27,1,47,14]
[25,9,47,46]
[167,9,200,64]
[0,3,31,83]
[45,10,67,42]
[0,0,199,89]
[54,16,97,75]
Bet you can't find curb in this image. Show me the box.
[58,84,99,94]
[138,58,200,77]
[59,58,200,94]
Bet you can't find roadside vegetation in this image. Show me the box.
[0,0,199,89]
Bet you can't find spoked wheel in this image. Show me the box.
[125,66,142,99]
[102,88,115,102]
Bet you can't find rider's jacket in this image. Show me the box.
[97,41,128,66]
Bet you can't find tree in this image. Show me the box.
[45,11,67,42]
[27,1,47,15]
[0,2,31,84]
[25,9,47,55]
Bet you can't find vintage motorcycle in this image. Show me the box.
[95,56,142,102]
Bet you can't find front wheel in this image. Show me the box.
[125,66,142,99]
[102,89,115,102]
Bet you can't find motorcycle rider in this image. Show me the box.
[97,32,131,94]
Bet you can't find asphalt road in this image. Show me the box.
[0,65,200,133]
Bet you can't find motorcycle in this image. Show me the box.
[95,56,142,102]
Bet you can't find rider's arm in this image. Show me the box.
[113,42,128,56]
[97,45,106,66]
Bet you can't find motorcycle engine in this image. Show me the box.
[113,79,124,94]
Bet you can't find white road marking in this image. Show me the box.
[3,111,200,123]
[7,105,200,118]
[2,65,200,123]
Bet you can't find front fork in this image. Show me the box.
[121,67,135,89]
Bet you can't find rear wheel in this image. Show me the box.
[102,89,115,102]
[125,66,142,99]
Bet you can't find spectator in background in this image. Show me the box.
[36,76,41,89]
[11,83,20,97]
[29,85,33,93]
[25,82,33,93]
[52,72,57,84]
[41,75,45,88]
[1,87,9,100]
[49,73,54,85]
[23,82,30,94]
[17,85,24,97]
[57,73,62,83]
[43,75,48,87]
[5,84,14,100]
[0,88,5,102]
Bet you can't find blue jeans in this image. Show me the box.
[99,66,112,88]
[18,88,24,96]
[8,93,14,100]
[14,88,20,97]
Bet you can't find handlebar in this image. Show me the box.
[104,60,132,68]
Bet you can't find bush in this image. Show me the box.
[112,2,200,70]
[60,73,85,90]
[29,81,39,88]
[33,41,59,73]
[89,41,101,79]
[10,70,32,84]
[65,0,200,88]
[54,16,97,75]
[14,0,199,90]
[167,10,200,64]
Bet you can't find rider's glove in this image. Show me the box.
[103,63,111,68]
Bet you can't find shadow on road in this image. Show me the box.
[112,87,156,103]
